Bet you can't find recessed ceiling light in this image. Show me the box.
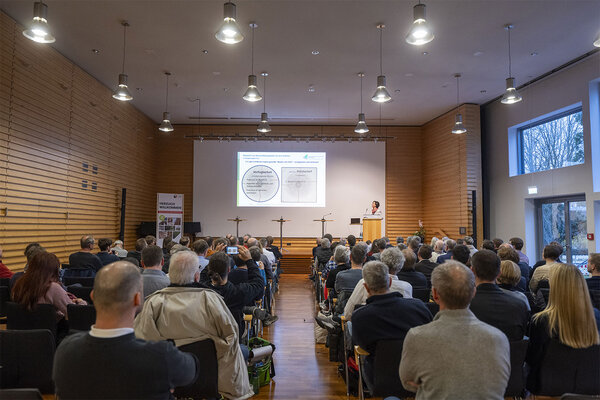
[473,51,484,56]
[91,49,100,54]
[404,73,414,77]
[442,83,449,88]
[394,89,401,93]
[136,87,143,91]
[308,85,316,93]
[202,49,208,54]
[480,90,487,94]
[422,51,429,55]
[223,88,229,92]
[530,52,538,56]
[311,50,320,55]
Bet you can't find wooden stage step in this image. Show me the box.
[279,255,313,275]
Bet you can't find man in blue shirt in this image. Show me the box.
[192,239,210,272]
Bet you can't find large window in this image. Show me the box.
[517,107,584,175]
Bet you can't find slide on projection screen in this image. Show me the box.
[193,141,385,237]
[237,152,326,207]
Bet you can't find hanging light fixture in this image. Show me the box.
[594,33,600,47]
[158,72,174,132]
[215,1,244,44]
[23,1,55,43]
[243,23,262,102]
[372,24,391,103]
[452,73,467,134]
[355,73,369,134]
[405,2,434,46]
[112,21,133,101]
[257,72,271,133]
[501,24,522,105]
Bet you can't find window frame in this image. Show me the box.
[516,105,584,175]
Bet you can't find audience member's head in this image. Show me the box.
[247,237,259,248]
[362,261,391,296]
[323,233,333,242]
[543,243,562,261]
[249,246,262,263]
[463,236,474,246]
[396,236,405,245]
[25,243,45,264]
[431,261,475,310]
[347,235,357,247]
[537,263,600,348]
[179,236,190,248]
[207,251,231,285]
[320,237,331,249]
[170,244,189,255]
[212,237,228,251]
[509,237,524,251]
[135,238,147,252]
[80,235,95,251]
[430,237,438,247]
[191,239,209,256]
[162,237,172,250]
[350,243,367,266]
[98,238,113,252]
[433,239,445,253]
[481,239,496,252]
[382,237,391,246]
[492,238,504,250]
[205,236,213,247]
[333,245,350,265]
[408,236,421,251]
[12,252,59,310]
[169,251,200,285]
[456,239,465,246]
[113,240,125,249]
[381,247,405,274]
[141,245,164,269]
[243,234,251,244]
[497,246,520,264]
[266,236,274,245]
[418,244,433,261]
[452,244,471,265]
[122,257,140,267]
[145,235,156,246]
[401,248,417,271]
[229,236,239,246]
[497,260,521,288]
[373,238,386,253]
[92,261,142,316]
[588,253,600,276]
[445,239,457,252]
[470,249,501,283]
[259,238,269,249]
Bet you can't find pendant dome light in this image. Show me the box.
[501,24,522,105]
[405,2,434,46]
[372,24,391,103]
[257,72,271,133]
[243,23,262,102]
[23,1,55,43]
[594,33,600,47]
[215,1,244,44]
[158,72,174,132]
[112,21,133,102]
[355,73,369,134]
[452,74,467,134]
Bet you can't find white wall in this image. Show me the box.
[193,140,386,238]
[484,52,600,260]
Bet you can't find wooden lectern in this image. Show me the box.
[362,215,382,242]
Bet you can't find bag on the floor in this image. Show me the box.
[314,320,327,344]
[247,337,276,390]
[328,332,342,362]
[338,356,360,397]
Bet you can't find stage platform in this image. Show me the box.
[276,237,319,275]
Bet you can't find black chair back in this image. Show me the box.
[0,285,9,318]
[67,286,93,304]
[540,288,550,304]
[504,339,529,397]
[589,290,600,310]
[412,288,430,303]
[62,276,95,287]
[67,304,96,332]
[373,339,414,398]
[6,302,57,339]
[529,339,600,396]
[0,277,10,287]
[173,339,219,400]
[0,389,44,399]
[0,329,55,394]
[425,302,439,317]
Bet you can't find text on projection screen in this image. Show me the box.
[237,152,326,207]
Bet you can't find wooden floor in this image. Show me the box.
[254,274,350,400]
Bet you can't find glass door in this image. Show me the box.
[536,196,587,265]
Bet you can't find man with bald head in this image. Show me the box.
[53,261,198,399]
[400,261,510,400]
[65,235,103,278]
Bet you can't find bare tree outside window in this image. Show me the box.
[520,109,584,174]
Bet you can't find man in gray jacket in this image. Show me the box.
[399,261,510,400]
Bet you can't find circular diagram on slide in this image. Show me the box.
[241,165,280,202]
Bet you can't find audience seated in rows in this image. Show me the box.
[96,238,120,266]
[134,251,253,400]
[469,249,530,341]
[407,237,421,260]
[140,245,170,299]
[325,246,351,294]
[352,261,432,391]
[399,261,511,399]
[436,239,456,264]
[414,245,437,285]
[334,244,367,298]
[110,239,128,258]
[509,237,530,265]
[497,260,531,312]
[526,263,600,395]
[315,237,334,269]
[247,237,273,280]
[265,235,283,260]
[531,241,563,272]
[430,239,445,263]
[66,235,102,278]
[9,243,44,291]
[586,253,600,291]
[397,249,427,289]
[530,244,562,292]
[497,244,528,290]
[126,238,147,267]
[54,261,198,399]
[344,247,413,321]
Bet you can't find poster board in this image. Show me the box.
[157,193,184,247]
